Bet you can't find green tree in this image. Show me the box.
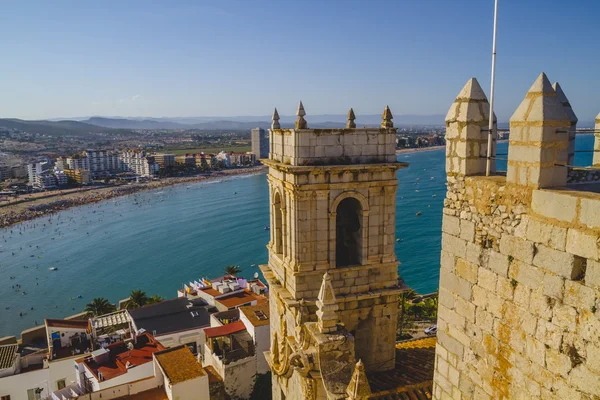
[398,289,418,337]
[224,265,242,276]
[84,298,116,317]
[127,289,148,309]
[147,295,166,305]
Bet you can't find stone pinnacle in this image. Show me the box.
[346,107,356,128]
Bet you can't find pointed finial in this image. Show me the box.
[346,108,356,128]
[346,359,372,400]
[381,105,393,128]
[272,107,281,129]
[295,101,307,129]
[316,271,339,333]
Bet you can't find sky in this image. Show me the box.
[1,0,599,122]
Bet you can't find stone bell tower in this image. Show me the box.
[260,103,407,400]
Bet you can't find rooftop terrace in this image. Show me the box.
[78,333,164,382]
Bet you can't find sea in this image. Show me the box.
[0,134,594,337]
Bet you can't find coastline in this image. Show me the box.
[0,166,267,229]
[396,145,445,154]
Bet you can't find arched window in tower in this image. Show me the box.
[336,197,362,267]
[273,192,283,254]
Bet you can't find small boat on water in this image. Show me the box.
[264,226,270,231]
[49,267,58,271]
[416,212,422,216]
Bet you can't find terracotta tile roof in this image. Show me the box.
[0,344,18,369]
[204,321,246,339]
[45,318,89,330]
[154,345,206,384]
[368,338,436,399]
[115,387,168,400]
[395,337,437,350]
[239,303,270,327]
[215,291,258,309]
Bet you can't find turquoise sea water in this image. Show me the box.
[0,135,594,337]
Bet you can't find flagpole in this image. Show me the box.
[486,0,498,176]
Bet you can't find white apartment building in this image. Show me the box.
[120,151,159,177]
[66,156,90,171]
[27,162,50,185]
[84,150,121,177]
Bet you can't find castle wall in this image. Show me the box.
[434,75,600,399]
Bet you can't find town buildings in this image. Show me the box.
[260,103,436,399]
[251,127,268,159]
[153,153,175,169]
[83,150,121,177]
[202,303,270,399]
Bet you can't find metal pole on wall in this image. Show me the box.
[486,0,498,176]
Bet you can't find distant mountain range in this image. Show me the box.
[79,114,448,130]
[0,118,126,136]
[3,114,596,135]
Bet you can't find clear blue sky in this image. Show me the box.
[1,0,599,122]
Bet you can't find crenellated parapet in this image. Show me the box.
[507,73,571,188]
[445,78,496,177]
[434,73,600,400]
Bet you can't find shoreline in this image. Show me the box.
[0,166,267,229]
[396,145,445,155]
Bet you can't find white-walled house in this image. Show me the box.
[202,302,270,399]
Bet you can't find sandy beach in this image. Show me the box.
[0,166,267,229]
[396,145,445,154]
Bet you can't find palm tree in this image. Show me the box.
[84,298,116,317]
[398,289,419,337]
[147,295,166,305]
[224,265,242,276]
[127,289,148,309]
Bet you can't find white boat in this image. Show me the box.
[49,267,58,271]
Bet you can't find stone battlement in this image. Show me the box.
[267,103,397,166]
[434,74,600,399]
[269,127,397,166]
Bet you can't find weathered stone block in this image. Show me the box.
[531,190,577,223]
[499,234,534,264]
[569,365,600,395]
[526,218,567,251]
[496,276,514,300]
[545,348,572,377]
[465,242,483,265]
[442,233,467,259]
[442,214,461,236]
[579,197,600,229]
[525,335,546,366]
[563,280,595,309]
[488,250,509,277]
[478,268,498,292]
[454,295,475,323]
[460,219,475,243]
[440,270,473,301]
[439,304,466,330]
[552,303,577,333]
[566,229,598,261]
[529,290,554,320]
[533,244,582,279]
[456,258,478,284]
[472,285,488,309]
[513,283,531,308]
[437,331,464,359]
[542,273,564,299]
[509,260,544,289]
[587,259,600,289]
